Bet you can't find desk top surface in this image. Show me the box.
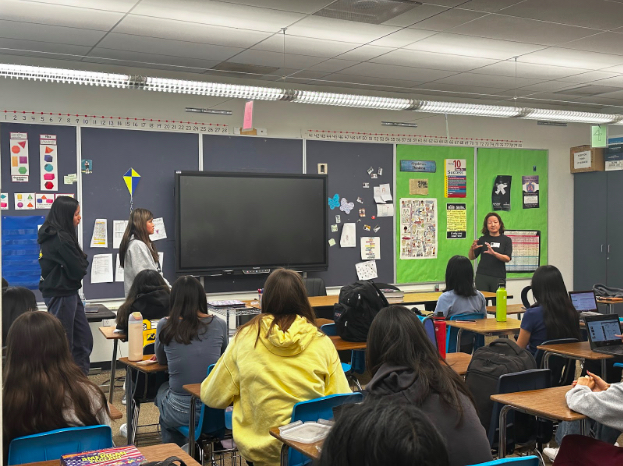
[445,318,522,334]
[486,304,525,315]
[107,403,122,420]
[118,355,168,373]
[536,341,614,360]
[329,335,367,351]
[183,383,201,398]
[85,304,115,322]
[490,385,586,422]
[445,352,472,376]
[306,291,500,308]
[98,326,126,340]
[19,444,200,466]
[270,427,322,461]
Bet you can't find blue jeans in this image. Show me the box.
[155,382,201,446]
[556,419,621,445]
[44,293,93,375]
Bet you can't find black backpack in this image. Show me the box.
[333,281,389,342]
[464,338,537,433]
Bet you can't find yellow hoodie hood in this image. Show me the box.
[258,315,319,357]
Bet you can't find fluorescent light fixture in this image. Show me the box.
[0,64,129,88]
[537,121,567,127]
[292,91,416,110]
[144,77,285,101]
[522,109,622,125]
[415,101,522,118]
[185,107,232,115]
[382,121,418,128]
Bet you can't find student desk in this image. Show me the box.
[306,291,503,309]
[118,356,168,445]
[17,443,200,466]
[446,318,522,352]
[98,326,126,402]
[108,403,122,420]
[491,385,587,458]
[486,304,525,318]
[270,426,322,466]
[85,303,115,322]
[536,341,613,378]
[596,296,623,314]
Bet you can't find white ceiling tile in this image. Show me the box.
[450,15,600,45]
[322,73,421,88]
[0,47,89,62]
[305,59,359,73]
[133,0,305,32]
[210,0,333,14]
[0,20,106,46]
[0,0,123,30]
[286,16,400,43]
[82,56,209,74]
[501,0,623,30]
[228,49,327,68]
[556,70,622,83]
[21,0,136,12]
[404,33,545,59]
[115,16,273,48]
[96,33,243,62]
[283,70,331,80]
[370,49,498,72]
[369,29,436,48]
[382,4,447,27]
[473,61,591,80]
[336,45,395,61]
[0,37,91,56]
[459,0,527,13]
[520,48,623,70]
[433,72,545,89]
[413,82,507,96]
[408,9,488,32]
[564,32,623,56]
[252,35,359,58]
[509,81,586,93]
[87,48,221,70]
[583,75,623,88]
[337,62,455,82]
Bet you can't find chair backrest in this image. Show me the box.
[469,455,540,465]
[320,323,337,336]
[487,369,551,451]
[421,316,438,350]
[194,364,226,440]
[289,393,363,466]
[446,312,485,353]
[521,286,534,308]
[534,338,579,386]
[8,425,113,465]
[143,318,159,355]
[302,278,327,297]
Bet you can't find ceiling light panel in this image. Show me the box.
[0,64,130,87]
[143,77,285,100]
[292,91,416,110]
[416,101,522,117]
[522,109,620,124]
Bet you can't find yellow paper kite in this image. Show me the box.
[123,168,140,212]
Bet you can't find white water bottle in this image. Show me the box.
[128,311,144,362]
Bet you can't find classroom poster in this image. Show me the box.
[522,176,539,209]
[14,193,35,210]
[360,237,380,260]
[400,198,437,259]
[505,230,540,273]
[90,219,108,248]
[446,203,467,239]
[355,260,378,281]
[10,132,29,181]
[35,193,54,209]
[409,179,428,195]
[1,193,9,210]
[40,134,58,191]
[492,175,512,211]
[444,159,466,198]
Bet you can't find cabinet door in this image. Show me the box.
[607,171,623,287]
[574,171,608,290]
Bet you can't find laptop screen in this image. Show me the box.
[586,316,622,347]
[569,291,598,312]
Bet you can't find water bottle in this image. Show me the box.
[496,281,507,322]
[433,311,447,360]
[128,311,144,362]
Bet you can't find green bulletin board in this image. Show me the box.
[396,145,475,283]
[476,148,548,278]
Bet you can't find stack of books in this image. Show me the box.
[61,446,144,466]
[381,289,404,304]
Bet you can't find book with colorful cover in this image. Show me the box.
[61,445,145,466]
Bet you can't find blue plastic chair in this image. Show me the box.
[320,324,363,390]
[421,315,438,350]
[468,456,540,466]
[288,393,364,466]
[8,425,113,465]
[534,338,579,386]
[447,312,485,353]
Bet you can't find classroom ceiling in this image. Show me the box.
[3,0,623,113]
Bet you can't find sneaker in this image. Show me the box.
[543,447,559,461]
[121,393,126,405]
[119,423,127,438]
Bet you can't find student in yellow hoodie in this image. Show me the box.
[200,268,350,466]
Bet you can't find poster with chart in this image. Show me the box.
[10,132,29,181]
[505,230,540,273]
[400,198,437,259]
[40,134,58,191]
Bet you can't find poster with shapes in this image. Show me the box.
[91,254,113,284]
[40,134,58,191]
[400,198,437,259]
[492,175,512,211]
[149,217,167,241]
[35,193,55,209]
[445,159,467,198]
[355,260,378,281]
[361,237,380,260]
[14,193,35,210]
[90,219,108,248]
[409,179,428,195]
[377,204,394,217]
[446,203,467,239]
[0,193,8,210]
[10,132,29,181]
[522,176,539,209]
[115,254,124,282]
[113,220,128,249]
[379,183,393,202]
[340,223,356,248]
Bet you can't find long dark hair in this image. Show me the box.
[119,208,158,267]
[117,269,169,328]
[159,276,211,345]
[444,255,476,297]
[41,196,84,255]
[3,312,109,445]
[238,268,316,344]
[366,305,475,423]
[2,287,37,346]
[318,399,450,466]
[531,265,580,341]
[481,212,505,235]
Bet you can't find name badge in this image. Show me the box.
[490,242,500,248]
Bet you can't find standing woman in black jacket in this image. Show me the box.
[38,196,91,375]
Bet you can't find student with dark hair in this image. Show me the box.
[154,276,227,446]
[116,269,170,334]
[201,268,350,466]
[2,286,37,346]
[318,399,450,466]
[38,196,91,374]
[1,277,8,290]
[468,212,512,291]
[435,255,486,319]
[517,265,581,355]
[119,208,170,297]
[365,305,492,466]
[3,312,110,454]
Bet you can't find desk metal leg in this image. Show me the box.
[543,352,552,369]
[602,359,607,378]
[280,443,289,466]
[580,418,588,436]
[188,395,197,459]
[109,339,118,402]
[456,328,463,353]
[498,405,513,458]
[126,368,135,445]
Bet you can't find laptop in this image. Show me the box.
[569,290,599,313]
[584,314,623,356]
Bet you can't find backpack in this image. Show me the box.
[464,338,537,433]
[333,281,389,342]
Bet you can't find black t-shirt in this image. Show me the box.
[474,234,512,279]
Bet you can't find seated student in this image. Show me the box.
[435,255,486,318]
[2,286,37,347]
[516,265,581,356]
[3,312,110,455]
[365,305,492,466]
[318,399,450,466]
[154,276,228,446]
[201,268,350,466]
[116,269,170,334]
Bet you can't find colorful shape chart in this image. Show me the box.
[40,135,58,191]
[36,193,55,210]
[10,132,29,180]
[0,193,8,210]
[14,193,35,211]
